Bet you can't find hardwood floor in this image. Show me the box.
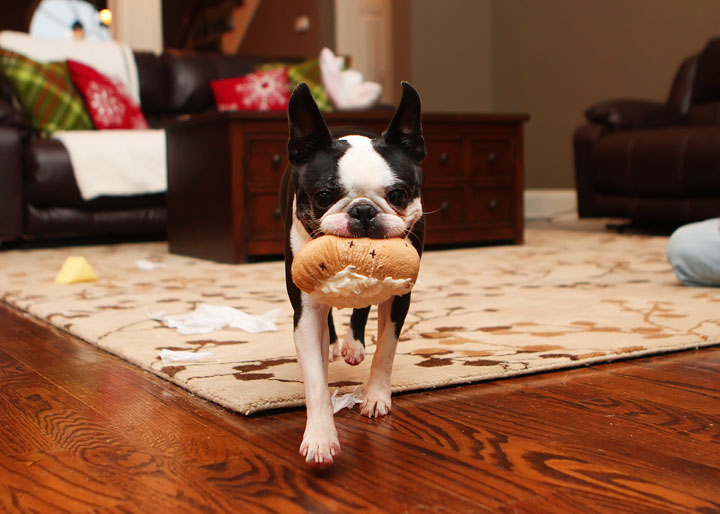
[0,301,718,513]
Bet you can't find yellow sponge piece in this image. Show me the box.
[55,256,98,284]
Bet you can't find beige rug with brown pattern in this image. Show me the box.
[1,228,718,414]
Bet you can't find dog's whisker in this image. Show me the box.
[308,227,325,239]
[407,233,422,247]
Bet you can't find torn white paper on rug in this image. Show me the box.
[331,387,364,414]
[159,349,218,365]
[149,304,281,335]
[136,259,167,271]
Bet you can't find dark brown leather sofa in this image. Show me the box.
[574,37,720,226]
[0,51,272,243]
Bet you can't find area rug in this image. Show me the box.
[1,228,718,414]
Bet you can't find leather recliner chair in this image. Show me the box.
[0,50,274,243]
[574,37,720,227]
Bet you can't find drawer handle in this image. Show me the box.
[273,207,282,219]
[488,199,498,210]
[440,201,450,212]
[488,152,497,165]
[271,154,282,167]
[439,152,449,164]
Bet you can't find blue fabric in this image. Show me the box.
[667,218,720,287]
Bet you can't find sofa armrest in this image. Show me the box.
[585,99,679,130]
[0,126,25,241]
[0,97,33,141]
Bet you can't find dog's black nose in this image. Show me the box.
[348,204,378,225]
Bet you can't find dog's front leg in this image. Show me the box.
[294,295,339,467]
[361,292,411,418]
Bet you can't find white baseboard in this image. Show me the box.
[524,189,577,221]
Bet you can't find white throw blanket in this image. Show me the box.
[0,30,141,105]
[53,130,166,201]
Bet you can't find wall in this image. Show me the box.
[405,0,492,112]
[237,0,334,60]
[221,0,261,54]
[109,0,162,53]
[399,0,720,189]
[492,0,720,188]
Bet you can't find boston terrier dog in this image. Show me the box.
[280,82,426,467]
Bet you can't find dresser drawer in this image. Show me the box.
[422,187,466,230]
[470,138,514,177]
[167,110,526,263]
[246,192,284,240]
[468,187,514,224]
[245,136,288,187]
[423,137,465,183]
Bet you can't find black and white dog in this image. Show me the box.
[280,82,425,467]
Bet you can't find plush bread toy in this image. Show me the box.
[291,235,420,309]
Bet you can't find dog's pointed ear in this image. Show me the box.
[382,82,425,161]
[287,82,333,164]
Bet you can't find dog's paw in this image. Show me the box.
[328,342,341,362]
[361,388,392,418]
[341,338,365,366]
[299,425,340,469]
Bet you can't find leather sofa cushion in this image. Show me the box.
[165,52,265,113]
[25,203,166,239]
[24,138,164,210]
[135,51,170,114]
[592,126,720,197]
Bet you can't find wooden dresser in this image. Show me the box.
[166,111,528,263]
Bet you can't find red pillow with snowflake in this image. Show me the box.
[66,59,148,130]
[210,68,290,112]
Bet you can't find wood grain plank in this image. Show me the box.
[0,450,127,513]
[0,351,58,456]
[0,353,388,513]
[519,380,720,445]
[1,301,719,513]
[398,374,720,507]
[499,489,686,514]
[0,304,480,513]
[393,396,720,512]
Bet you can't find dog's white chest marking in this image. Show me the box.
[338,136,394,194]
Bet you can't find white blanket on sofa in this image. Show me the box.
[53,130,166,201]
[0,30,141,105]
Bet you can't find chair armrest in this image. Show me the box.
[0,125,25,241]
[585,99,679,129]
[573,123,607,218]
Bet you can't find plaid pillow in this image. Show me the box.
[259,59,331,112]
[0,50,93,135]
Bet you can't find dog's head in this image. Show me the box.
[287,82,425,239]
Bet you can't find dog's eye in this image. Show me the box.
[388,189,408,208]
[314,190,334,208]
